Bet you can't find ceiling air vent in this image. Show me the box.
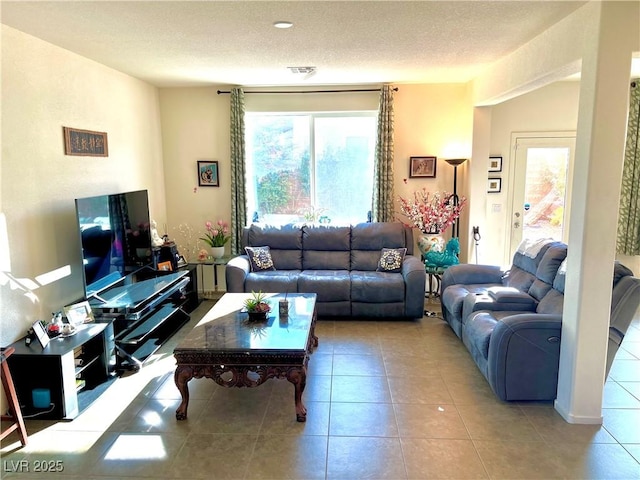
[288,66,316,75]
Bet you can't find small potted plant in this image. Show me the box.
[243,290,271,321]
[200,220,231,259]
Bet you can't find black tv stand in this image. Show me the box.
[89,269,193,370]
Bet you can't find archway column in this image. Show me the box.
[555,1,638,423]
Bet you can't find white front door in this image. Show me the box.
[508,134,576,256]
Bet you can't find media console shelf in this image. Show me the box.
[6,323,113,420]
[90,269,193,370]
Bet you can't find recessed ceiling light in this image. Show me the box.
[273,21,293,29]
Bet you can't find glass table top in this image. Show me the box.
[174,293,317,354]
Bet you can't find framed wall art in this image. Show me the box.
[63,300,95,326]
[198,160,219,187]
[409,156,437,178]
[488,156,503,172]
[487,177,502,193]
[32,321,50,349]
[63,127,108,157]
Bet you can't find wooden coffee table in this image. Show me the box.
[173,293,318,422]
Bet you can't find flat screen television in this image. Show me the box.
[75,189,153,298]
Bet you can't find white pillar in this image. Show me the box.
[555,1,638,423]
[467,107,492,265]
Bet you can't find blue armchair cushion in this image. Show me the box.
[377,248,407,273]
[245,246,276,272]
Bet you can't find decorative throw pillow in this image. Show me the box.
[245,246,276,272]
[376,248,407,273]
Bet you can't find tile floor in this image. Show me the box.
[1,298,639,479]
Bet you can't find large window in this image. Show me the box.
[245,112,377,225]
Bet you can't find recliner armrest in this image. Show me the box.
[487,287,537,307]
[402,255,427,318]
[461,292,537,326]
[441,264,504,293]
[225,255,251,292]
[487,313,562,401]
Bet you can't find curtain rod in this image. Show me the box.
[217,87,398,95]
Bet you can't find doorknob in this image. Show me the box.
[514,221,520,228]
[514,212,521,218]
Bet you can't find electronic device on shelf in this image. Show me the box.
[74,189,194,371]
[89,268,189,320]
[74,189,155,299]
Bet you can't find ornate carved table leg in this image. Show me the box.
[286,366,307,422]
[174,365,194,420]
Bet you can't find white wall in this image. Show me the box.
[485,81,581,266]
[1,26,166,347]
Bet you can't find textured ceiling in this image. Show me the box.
[2,1,590,87]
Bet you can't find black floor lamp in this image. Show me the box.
[444,158,468,238]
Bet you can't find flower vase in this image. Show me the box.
[417,233,445,257]
[210,246,225,259]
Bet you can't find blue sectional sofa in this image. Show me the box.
[225,222,426,319]
[440,240,640,401]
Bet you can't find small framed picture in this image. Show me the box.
[32,321,50,349]
[489,156,503,172]
[63,301,95,326]
[157,260,173,271]
[198,160,219,187]
[409,156,437,178]
[488,177,502,193]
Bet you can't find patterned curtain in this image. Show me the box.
[372,84,395,222]
[230,87,247,255]
[617,80,640,255]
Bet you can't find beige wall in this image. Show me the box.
[1,26,166,347]
[158,83,474,265]
[159,87,232,267]
[394,84,474,258]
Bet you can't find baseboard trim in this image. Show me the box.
[554,399,603,424]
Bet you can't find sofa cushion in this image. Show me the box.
[298,270,351,302]
[526,243,567,301]
[552,259,567,293]
[351,271,405,303]
[351,222,407,271]
[613,261,634,287]
[245,246,276,272]
[536,289,564,315]
[535,244,568,284]
[352,222,406,249]
[302,225,351,270]
[511,247,548,275]
[377,248,407,273]
[245,270,300,293]
[503,241,560,292]
[248,223,302,249]
[248,224,303,270]
[502,268,536,292]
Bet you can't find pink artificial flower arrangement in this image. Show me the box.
[397,189,466,234]
[200,220,231,247]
